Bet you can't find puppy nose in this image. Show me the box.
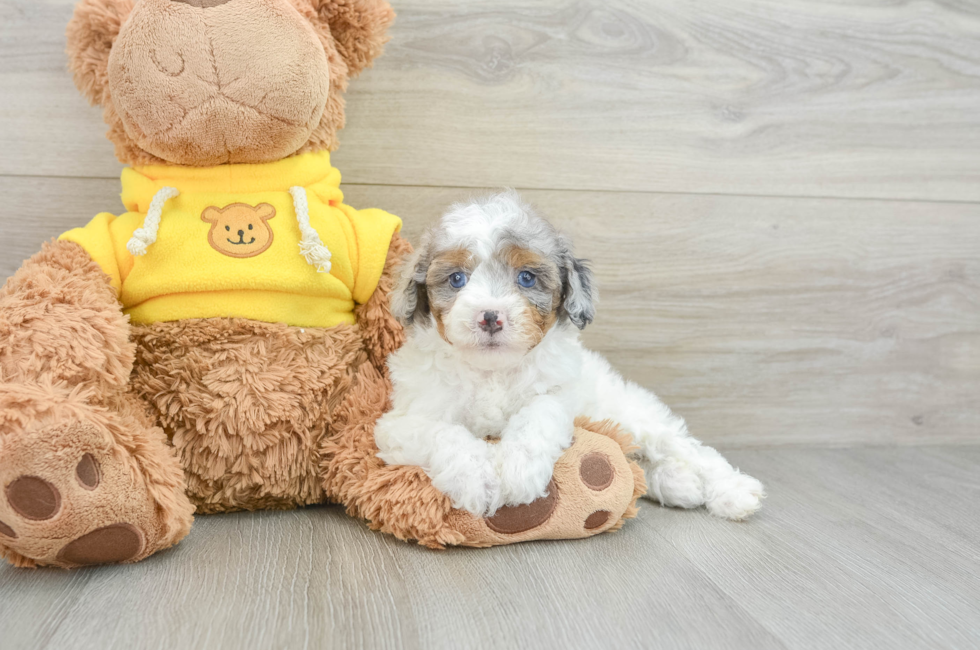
[479,311,503,335]
[172,0,236,7]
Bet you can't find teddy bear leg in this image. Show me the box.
[0,386,195,568]
[446,419,647,546]
[319,358,646,548]
[0,242,194,567]
[319,360,472,548]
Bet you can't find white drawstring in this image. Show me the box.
[289,186,332,273]
[127,186,179,256]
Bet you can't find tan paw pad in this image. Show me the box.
[56,524,145,567]
[580,453,615,491]
[448,427,642,546]
[75,454,101,490]
[0,420,170,567]
[486,480,558,534]
[6,476,61,521]
[584,510,611,530]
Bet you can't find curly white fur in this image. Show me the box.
[376,192,764,520]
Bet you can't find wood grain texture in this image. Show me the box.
[2,0,980,201]
[644,446,980,650]
[1,2,979,647]
[4,177,977,446]
[1,447,978,650]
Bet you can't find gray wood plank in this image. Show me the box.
[649,446,980,650]
[3,176,977,447]
[0,506,786,650]
[1,446,978,649]
[2,2,979,649]
[2,0,980,201]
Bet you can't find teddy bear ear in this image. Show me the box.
[302,0,395,78]
[201,207,223,224]
[66,0,135,106]
[255,204,277,220]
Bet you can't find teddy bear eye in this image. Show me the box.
[248,224,253,230]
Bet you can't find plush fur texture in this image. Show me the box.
[1,0,646,568]
[0,233,642,563]
[66,0,394,166]
[378,192,766,521]
[447,418,647,546]
[0,240,133,392]
[0,385,194,568]
[293,0,395,156]
[125,232,410,514]
[1,0,398,567]
[106,0,332,165]
[319,233,645,547]
[0,235,409,566]
[0,242,194,568]
[131,319,364,512]
[326,380,645,549]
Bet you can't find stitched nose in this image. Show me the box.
[238,230,245,238]
[172,0,236,7]
[479,311,503,335]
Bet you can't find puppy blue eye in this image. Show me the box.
[517,271,537,288]
[449,272,468,289]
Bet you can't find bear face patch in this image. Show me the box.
[202,203,276,258]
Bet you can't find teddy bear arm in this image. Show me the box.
[353,230,413,374]
[0,239,133,391]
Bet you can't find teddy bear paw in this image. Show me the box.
[0,417,170,568]
[447,421,646,545]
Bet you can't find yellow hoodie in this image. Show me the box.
[60,151,401,328]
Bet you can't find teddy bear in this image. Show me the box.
[0,0,645,568]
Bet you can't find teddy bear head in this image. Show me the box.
[67,0,394,167]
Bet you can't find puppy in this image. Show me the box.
[375,191,764,520]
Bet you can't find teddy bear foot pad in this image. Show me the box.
[0,407,182,568]
[447,419,647,547]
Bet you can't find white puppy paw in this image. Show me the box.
[429,452,502,517]
[705,471,765,520]
[495,444,556,507]
[645,458,706,509]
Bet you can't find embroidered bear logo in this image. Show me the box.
[202,203,276,258]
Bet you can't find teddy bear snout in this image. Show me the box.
[171,0,236,8]
[107,0,331,166]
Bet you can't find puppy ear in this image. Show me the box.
[390,233,432,327]
[558,236,597,330]
[302,0,395,78]
[66,0,134,106]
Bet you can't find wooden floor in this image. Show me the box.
[2,447,979,650]
[1,0,979,648]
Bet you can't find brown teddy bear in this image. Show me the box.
[0,0,645,568]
